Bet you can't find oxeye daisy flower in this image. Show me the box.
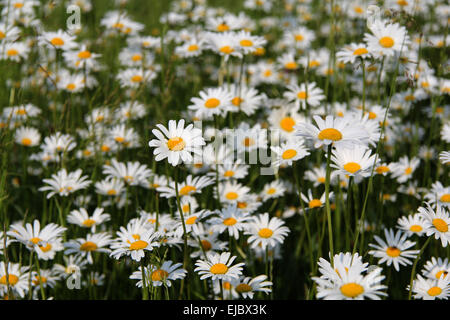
[336,43,371,64]
[206,31,242,61]
[53,255,87,278]
[41,132,77,155]
[15,126,41,147]
[260,180,286,202]
[209,203,251,239]
[116,68,156,88]
[8,220,66,260]
[295,115,369,149]
[410,274,450,300]
[103,159,152,186]
[234,122,268,153]
[277,52,300,71]
[268,106,306,141]
[149,119,205,166]
[368,229,420,271]
[422,257,450,281]
[390,156,420,183]
[0,262,30,299]
[110,229,160,262]
[209,161,250,181]
[418,203,450,247]
[282,26,315,49]
[312,255,387,300]
[188,87,233,120]
[375,163,392,176]
[31,268,59,293]
[39,30,77,51]
[270,139,310,168]
[2,41,30,61]
[234,275,272,299]
[364,19,410,58]
[131,261,187,288]
[39,168,91,198]
[95,177,126,197]
[173,210,211,238]
[397,214,427,237]
[64,232,112,264]
[67,208,110,232]
[245,213,290,250]
[315,252,369,283]
[157,175,214,199]
[305,166,327,186]
[195,251,245,282]
[226,84,264,116]
[330,145,379,180]
[301,189,334,211]
[234,30,267,54]
[284,82,325,110]
[424,181,450,208]
[189,227,228,258]
[218,181,251,204]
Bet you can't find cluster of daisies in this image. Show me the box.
[0,0,449,301]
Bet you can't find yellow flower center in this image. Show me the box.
[182,204,190,213]
[294,34,304,42]
[282,149,297,160]
[232,97,243,106]
[376,166,390,174]
[386,247,401,257]
[78,50,91,59]
[435,270,448,279]
[397,0,408,6]
[309,60,320,68]
[240,39,253,47]
[51,37,65,46]
[379,36,394,48]
[80,241,97,251]
[30,237,42,245]
[129,240,148,251]
[284,62,298,70]
[201,240,212,251]
[267,188,276,195]
[404,95,415,101]
[219,46,234,54]
[131,54,142,62]
[179,185,196,196]
[409,225,422,233]
[204,98,220,109]
[344,162,362,174]
[235,283,252,293]
[432,218,448,232]
[427,286,442,297]
[217,24,229,32]
[66,83,76,91]
[167,137,186,151]
[39,243,52,252]
[114,136,125,143]
[354,6,364,14]
[0,275,19,286]
[309,199,322,208]
[340,283,364,298]
[280,117,295,132]
[32,276,47,285]
[187,44,199,52]
[185,216,197,225]
[353,48,368,56]
[224,170,235,177]
[21,138,32,146]
[258,228,273,238]
[7,49,18,56]
[14,3,24,8]
[318,128,343,141]
[243,137,255,147]
[223,217,237,226]
[297,91,307,99]
[82,219,96,227]
[263,70,272,77]
[317,177,326,183]
[210,263,228,274]
[226,192,238,200]
[151,269,169,281]
[107,189,117,195]
[404,167,412,175]
[440,194,450,203]
[237,202,247,209]
[131,75,143,83]
[0,31,5,39]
